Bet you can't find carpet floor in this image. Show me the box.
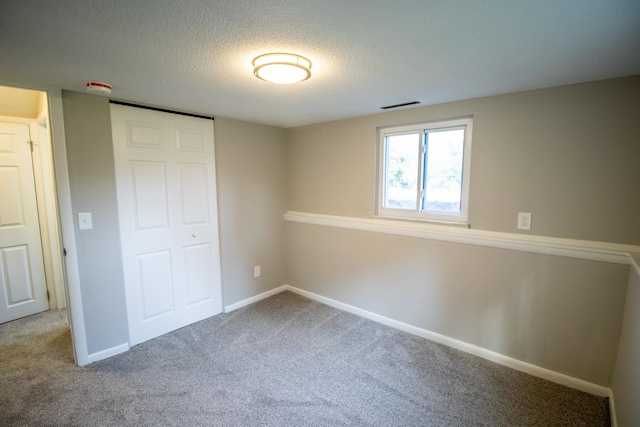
[0,291,610,426]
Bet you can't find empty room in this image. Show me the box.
[0,1,639,426]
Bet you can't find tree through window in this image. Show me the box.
[377,117,473,223]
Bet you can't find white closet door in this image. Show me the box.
[0,122,49,324]
[110,104,222,346]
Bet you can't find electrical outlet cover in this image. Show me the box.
[517,212,532,230]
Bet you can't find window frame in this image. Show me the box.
[376,117,473,224]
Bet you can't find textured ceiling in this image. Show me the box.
[1,1,639,128]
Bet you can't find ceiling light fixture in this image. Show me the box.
[253,53,312,84]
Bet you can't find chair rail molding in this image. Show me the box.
[285,211,640,270]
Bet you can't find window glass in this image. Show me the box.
[423,128,464,213]
[377,117,472,223]
[384,133,419,210]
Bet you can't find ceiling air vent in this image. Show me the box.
[380,101,421,110]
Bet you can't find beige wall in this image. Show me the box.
[59,76,637,401]
[0,85,42,118]
[286,223,629,386]
[612,264,640,426]
[286,76,639,386]
[61,93,288,355]
[214,117,288,304]
[288,75,640,245]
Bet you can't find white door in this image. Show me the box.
[0,122,49,323]
[110,104,222,346]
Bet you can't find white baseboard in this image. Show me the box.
[224,285,289,313]
[281,284,612,399]
[84,342,130,365]
[608,389,618,427]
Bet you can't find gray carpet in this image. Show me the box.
[1,291,610,426]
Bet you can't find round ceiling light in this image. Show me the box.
[253,53,312,84]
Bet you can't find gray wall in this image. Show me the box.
[286,76,640,386]
[61,92,289,355]
[60,76,638,412]
[286,224,629,386]
[62,91,129,354]
[214,117,288,304]
[288,75,640,245]
[612,264,640,426]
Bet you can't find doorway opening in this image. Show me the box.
[0,85,68,326]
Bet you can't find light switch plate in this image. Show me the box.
[78,212,93,230]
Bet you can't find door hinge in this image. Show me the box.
[63,248,67,257]
[47,290,50,301]
[28,140,35,152]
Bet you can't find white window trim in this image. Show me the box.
[376,117,473,225]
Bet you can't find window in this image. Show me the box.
[376,117,472,223]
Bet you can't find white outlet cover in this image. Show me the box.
[78,212,93,230]
[517,212,532,230]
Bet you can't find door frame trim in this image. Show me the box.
[47,88,88,365]
[0,114,64,313]
[0,118,50,322]
[0,81,88,366]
